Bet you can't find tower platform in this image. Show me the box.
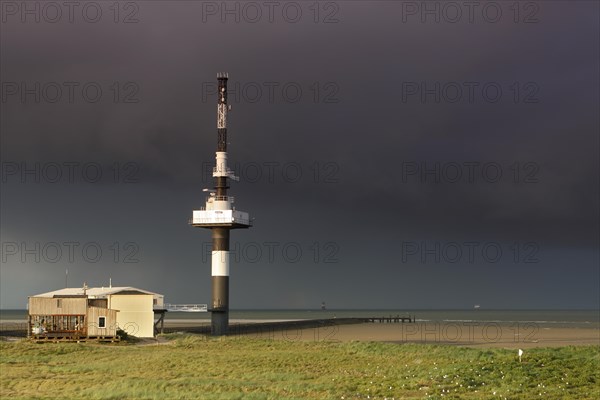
[190,209,252,228]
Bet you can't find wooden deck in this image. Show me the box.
[30,333,120,343]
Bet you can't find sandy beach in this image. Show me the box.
[154,316,600,348]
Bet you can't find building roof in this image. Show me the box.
[31,287,163,299]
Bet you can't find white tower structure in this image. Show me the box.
[190,73,252,335]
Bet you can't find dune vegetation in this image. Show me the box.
[1,335,598,399]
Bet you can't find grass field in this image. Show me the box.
[1,335,598,399]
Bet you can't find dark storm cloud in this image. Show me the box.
[1,1,598,308]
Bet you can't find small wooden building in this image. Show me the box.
[28,285,164,341]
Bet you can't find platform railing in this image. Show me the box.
[155,304,208,312]
[188,217,253,226]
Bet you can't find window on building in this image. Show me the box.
[57,299,62,308]
[98,316,106,328]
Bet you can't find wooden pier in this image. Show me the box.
[367,315,415,323]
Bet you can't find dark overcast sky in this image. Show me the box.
[1,1,598,309]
